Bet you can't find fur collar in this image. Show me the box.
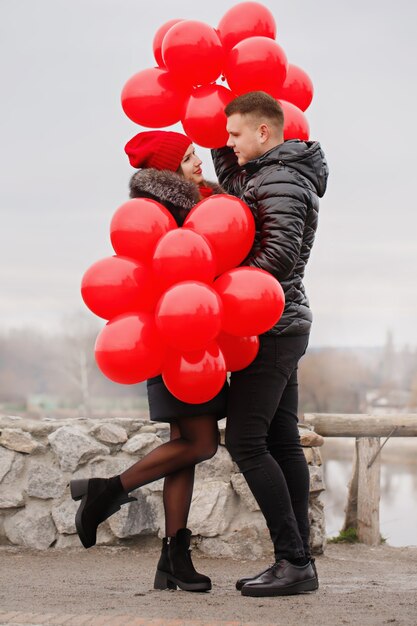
[129,169,200,210]
[203,180,224,195]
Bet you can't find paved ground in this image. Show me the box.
[0,541,416,626]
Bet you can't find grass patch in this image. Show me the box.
[328,528,387,544]
[328,527,359,544]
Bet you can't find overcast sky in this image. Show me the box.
[1,0,416,348]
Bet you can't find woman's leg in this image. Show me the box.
[163,422,195,537]
[71,415,219,550]
[153,418,218,592]
[120,415,219,492]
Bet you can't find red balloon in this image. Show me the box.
[155,281,223,352]
[224,37,288,98]
[162,341,226,403]
[182,84,235,149]
[95,313,166,384]
[279,100,310,141]
[277,64,314,112]
[183,195,255,275]
[81,256,155,320]
[217,2,276,51]
[162,20,224,87]
[110,198,177,265]
[121,68,188,127]
[152,229,216,292]
[217,332,259,371]
[153,19,184,67]
[214,267,285,336]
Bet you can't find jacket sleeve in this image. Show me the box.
[211,147,246,197]
[244,175,308,281]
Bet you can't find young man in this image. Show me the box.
[212,91,328,597]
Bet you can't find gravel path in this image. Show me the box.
[0,542,416,625]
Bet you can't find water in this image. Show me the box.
[320,440,417,547]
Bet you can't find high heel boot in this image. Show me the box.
[70,476,136,549]
[154,528,211,592]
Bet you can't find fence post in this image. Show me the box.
[356,437,381,545]
[343,438,359,532]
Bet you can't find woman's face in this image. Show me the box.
[179,144,204,184]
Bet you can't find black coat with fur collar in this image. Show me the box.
[129,169,222,226]
[128,168,228,421]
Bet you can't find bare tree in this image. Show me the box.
[299,349,373,414]
[56,312,101,416]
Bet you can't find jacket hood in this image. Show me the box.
[247,140,328,198]
[129,169,201,210]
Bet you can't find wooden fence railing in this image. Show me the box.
[303,413,417,545]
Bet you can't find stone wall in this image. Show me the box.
[0,415,326,558]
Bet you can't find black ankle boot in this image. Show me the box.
[154,537,169,580]
[70,477,136,549]
[154,529,211,592]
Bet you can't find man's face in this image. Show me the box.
[226,113,264,166]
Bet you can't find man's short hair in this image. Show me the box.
[225,91,284,133]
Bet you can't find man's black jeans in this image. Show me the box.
[225,333,310,562]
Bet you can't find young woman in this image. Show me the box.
[70,131,227,593]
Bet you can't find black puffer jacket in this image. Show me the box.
[212,140,328,336]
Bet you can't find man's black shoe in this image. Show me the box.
[236,565,274,591]
[241,559,318,597]
[310,557,319,588]
[237,558,319,590]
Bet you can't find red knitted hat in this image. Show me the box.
[125,131,192,171]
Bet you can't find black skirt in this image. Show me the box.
[147,375,228,423]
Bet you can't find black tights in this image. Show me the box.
[120,416,219,536]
